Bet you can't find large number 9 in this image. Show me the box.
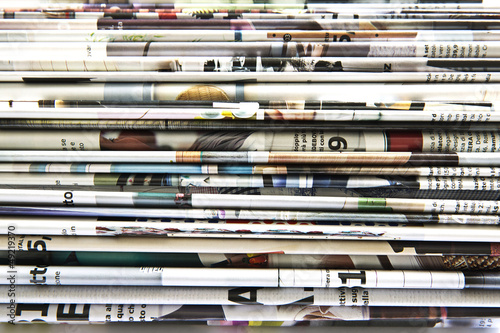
[328,137,348,150]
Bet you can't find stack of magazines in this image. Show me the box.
[0,0,499,329]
